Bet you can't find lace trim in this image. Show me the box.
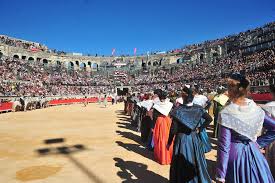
[220,111,265,142]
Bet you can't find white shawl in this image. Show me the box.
[219,99,265,142]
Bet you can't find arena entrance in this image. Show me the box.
[116,86,131,96]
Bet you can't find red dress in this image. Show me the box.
[153,115,174,165]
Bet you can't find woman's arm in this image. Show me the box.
[167,119,178,148]
[199,112,213,131]
[216,125,231,182]
[257,114,275,148]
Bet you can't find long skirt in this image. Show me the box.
[140,116,152,143]
[266,142,275,177]
[199,129,212,153]
[170,132,211,183]
[153,116,173,165]
[225,142,274,183]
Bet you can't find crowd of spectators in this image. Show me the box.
[0,46,274,97]
[0,35,48,51]
[131,48,275,93]
[0,22,274,97]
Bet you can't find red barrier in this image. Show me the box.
[250,93,273,102]
[0,102,13,112]
[48,97,112,106]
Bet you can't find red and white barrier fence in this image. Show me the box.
[0,102,13,112]
[48,97,112,106]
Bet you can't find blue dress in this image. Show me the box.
[168,104,212,183]
[198,118,212,153]
[216,115,275,183]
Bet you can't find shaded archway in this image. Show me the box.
[56,60,61,67]
[13,55,19,59]
[43,59,48,65]
[68,62,74,70]
[28,57,34,61]
[80,63,87,70]
[0,52,3,58]
[75,61,79,67]
[200,54,204,61]
[88,62,92,68]
[92,63,98,70]
[148,61,151,66]
[22,55,27,60]
[153,61,158,66]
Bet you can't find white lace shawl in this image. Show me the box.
[219,99,265,142]
[262,101,275,118]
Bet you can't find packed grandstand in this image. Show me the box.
[0,21,274,111]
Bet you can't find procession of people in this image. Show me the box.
[124,73,275,183]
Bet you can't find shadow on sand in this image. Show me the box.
[114,157,169,183]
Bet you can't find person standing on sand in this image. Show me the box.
[103,94,107,108]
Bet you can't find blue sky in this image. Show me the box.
[0,0,274,56]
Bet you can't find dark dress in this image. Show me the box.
[168,104,212,183]
[140,107,152,143]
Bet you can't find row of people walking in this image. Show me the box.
[124,73,275,183]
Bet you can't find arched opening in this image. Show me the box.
[80,63,87,70]
[200,54,204,61]
[88,62,92,68]
[159,60,162,66]
[0,52,3,58]
[28,57,34,61]
[68,62,74,70]
[56,61,61,67]
[42,59,48,65]
[13,55,19,59]
[22,56,26,60]
[92,63,98,69]
[75,61,79,67]
[148,61,151,66]
[153,61,158,66]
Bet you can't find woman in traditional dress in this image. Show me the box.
[192,86,212,153]
[153,91,174,165]
[103,94,107,108]
[259,84,275,178]
[213,86,229,138]
[168,86,212,183]
[140,93,154,143]
[216,73,275,183]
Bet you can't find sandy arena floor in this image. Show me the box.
[0,103,217,183]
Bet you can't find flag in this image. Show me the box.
[134,48,137,55]
[112,48,116,56]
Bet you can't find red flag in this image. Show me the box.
[134,48,137,55]
[112,48,116,56]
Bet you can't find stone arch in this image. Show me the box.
[199,53,204,61]
[42,59,48,65]
[56,60,61,66]
[153,61,158,66]
[88,61,92,68]
[92,63,98,69]
[75,61,80,67]
[80,62,87,70]
[68,61,74,70]
[28,57,34,61]
[13,54,19,59]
